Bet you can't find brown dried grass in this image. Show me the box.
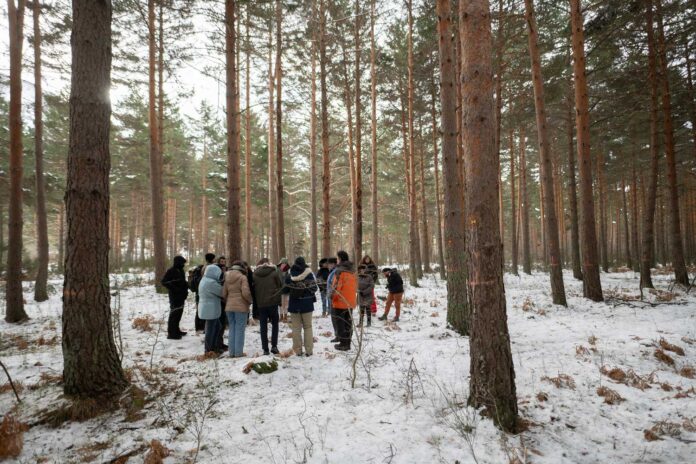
[542,374,575,390]
[659,338,685,356]
[575,345,590,357]
[683,417,696,433]
[37,335,59,346]
[588,335,598,346]
[596,386,624,405]
[679,365,695,379]
[132,315,155,332]
[536,392,548,402]
[654,349,675,366]
[0,381,23,396]
[144,440,170,464]
[600,366,627,383]
[0,414,28,460]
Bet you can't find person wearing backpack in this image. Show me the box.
[190,252,215,334]
[197,264,224,353]
[253,258,283,355]
[357,264,375,327]
[284,256,318,356]
[161,255,189,340]
[330,251,357,351]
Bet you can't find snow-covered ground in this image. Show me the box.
[1,270,695,463]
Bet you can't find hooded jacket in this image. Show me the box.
[331,261,357,309]
[386,270,404,294]
[198,265,223,320]
[253,263,283,308]
[161,256,189,307]
[222,265,253,313]
[357,272,375,307]
[285,258,318,313]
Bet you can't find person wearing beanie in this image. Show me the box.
[329,251,357,351]
[253,258,283,355]
[161,255,189,339]
[284,256,318,356]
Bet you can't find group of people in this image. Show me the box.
[160,250,405,358]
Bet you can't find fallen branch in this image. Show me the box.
[0,358,21,403]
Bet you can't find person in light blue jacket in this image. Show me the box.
[197,264,224,353]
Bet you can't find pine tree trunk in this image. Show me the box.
[631,152,640,272]
[148,0,166,290]
[566,91,583,280]
[225,0,241,261]
[460,0,517,432]
[495,0,505,244]
[685,38,696,163]
[63,0,128,397]
[127,191,136,264]
[370,0,378,265]
[32,2,49,302]
[520,129,531,274]
[58,202,65,272]
[274,0,286,260]
[436,0,468,335]
[431,80,446,280]
[524,0,566,305]
[309,0,318,268]
[244,6,252,261]
[341,44,358,259]
[655,0,688,286]
[353,0,363,262]
[621,176,632,269]
[201,145,209,255]
[320,0,331,259]
[267,25,278,263]
[419,128,431,273]
[597,150,609,272]
[5,0,28,323]
[406,0,421,285]
[509,130,518,275]
[570,0,603,301]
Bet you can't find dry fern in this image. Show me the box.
[596,386,624,405]
[659,338,685,356]
[654,349,675,366]
[0,414,28,460]
[542,374,575,389]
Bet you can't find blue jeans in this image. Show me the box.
[320,291,328,315]
[226,312,248,357]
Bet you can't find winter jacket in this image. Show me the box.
[358,273,375,307]
[386,270,404,294]
[222,266,253,313]
[253,264,283,308]
[331,261,357,310]
[361,262,379,283]
[161,256,189,307]
[285,261,318,313]
[316,267,331,293]
[198,265,223,320]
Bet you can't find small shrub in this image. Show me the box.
[0,414,28,459]
[597,386,624,405]
[600,366,627,383]
[659,338,685,356]
[575,345,590,357]
[644,429,661,441]
[654,349,675,366]
[588,335,598,346]
[660,383,673,392]
[682,417,696,433]
[536,392,548,402]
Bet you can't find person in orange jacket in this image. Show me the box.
[329,250,357,351]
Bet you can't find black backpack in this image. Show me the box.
[188,265,204,292]
[289,280,309,300]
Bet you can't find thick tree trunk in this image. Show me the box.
[437,0,468,334]
[225,0,241,261]
[655,0,688,286]
[524,0,566,305]
[147,0,166,291]
[495,0,505,243]
[341,44,357,260]
[5,0,28,323]
[570,0,603,301]
[310,0,318,268]
[685,38,696,163]
[320,0,331,259]
[58,202,65,272]
[370,0,378,265]
[460,0,517,432]
[244,6,252,261]
[274,0,286,260]
[431,80,446,280]
[63,0,128,397]
[566,91,583,280]
[32,2,48,302]
[509,130,518,275]
[519,129,531,274]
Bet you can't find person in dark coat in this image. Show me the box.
[193,252,216,333]
[378,267,404,322]
[357,264,375,327]
[253,258,284,355]
[161,255,189,339]
[243,261,258,321]
[315,258,331,317]
[284,256,318,356]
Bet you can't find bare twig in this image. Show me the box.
[0,358,21,403]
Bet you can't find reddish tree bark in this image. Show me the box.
[225,0,241,261]
[570,0,603,301]
[63,0,128,397]
[319,0,331,259]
